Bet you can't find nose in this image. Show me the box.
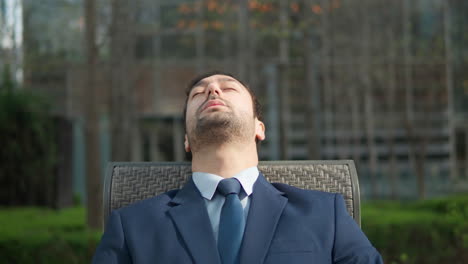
[206,82,221,97]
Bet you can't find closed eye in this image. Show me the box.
[222,87,236,92]
[191,90,204,98]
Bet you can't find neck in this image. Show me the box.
[191,143,258,178]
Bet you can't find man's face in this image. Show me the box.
[184,74,265,152]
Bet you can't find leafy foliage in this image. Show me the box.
[0,207,99,264]
[0,67,57,206]
[362,195,468,264]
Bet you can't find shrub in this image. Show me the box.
[0,207,100,264]
[0,67,57,206]
[362,195,468,264]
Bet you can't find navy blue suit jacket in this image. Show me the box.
[92,173,383,264]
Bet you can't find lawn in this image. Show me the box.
[0,207,100,264]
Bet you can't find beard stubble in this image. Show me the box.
[188,107,254,152]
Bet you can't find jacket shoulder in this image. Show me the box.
[114,189,180,215]
[271,182,336,198]
[269,182,340,208]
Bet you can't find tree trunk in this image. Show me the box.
[237,0,248,80]
[110,0,137,162]
[465,128,468,180]
[278,0,290,160]
[21,0,32,86]
[361,0,378,198]
[444,0,457,182]
[320,0,332,159]
[403,0,427,199]
[304,0,321,159]
[195,1,205,73]
[344,0,362,165]
[84,0,102,230]
[264,63,281,159]
[386,26,399,199]
[402,0,416,176]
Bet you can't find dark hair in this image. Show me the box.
[182,70,263,132]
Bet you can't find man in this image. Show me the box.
[92,71,383,264]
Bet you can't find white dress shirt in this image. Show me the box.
[192,167,259,242]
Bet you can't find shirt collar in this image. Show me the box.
[192,167,259,200]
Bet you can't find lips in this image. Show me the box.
[201,100,226,112]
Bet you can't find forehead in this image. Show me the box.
[192,74,245,90]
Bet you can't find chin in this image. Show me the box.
[200,111,231,121]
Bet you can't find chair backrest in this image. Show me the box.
[104,160,361,226]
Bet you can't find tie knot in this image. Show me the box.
[217,178,241,197]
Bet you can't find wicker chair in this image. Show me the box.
[104,160,361,227]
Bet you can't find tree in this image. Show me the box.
[361,0,378,198]
[444,0,456,182]
[84,0,102,230]
[109,0,138,162]
[385,21,399,199]
[0,0,22,84]
[0,66,56,207]
[303,0,322,160]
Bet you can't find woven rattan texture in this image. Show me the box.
[111,163,354,217]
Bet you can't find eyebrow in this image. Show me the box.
[192,77,242,89]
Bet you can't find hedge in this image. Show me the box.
[0,207,100,264]
[0,195,467,264]
[362,195,468,264]
[0,68,57,207]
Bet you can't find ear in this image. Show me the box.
[255,119,265,141]
[184,134,191,152]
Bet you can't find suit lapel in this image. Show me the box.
[239,173,288,264]
[168,178,221,264]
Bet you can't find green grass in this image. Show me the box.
[0,207,100,244]
[0,207,100,264]
[362,194,468,228]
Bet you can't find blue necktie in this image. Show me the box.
[217,178,246,264]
